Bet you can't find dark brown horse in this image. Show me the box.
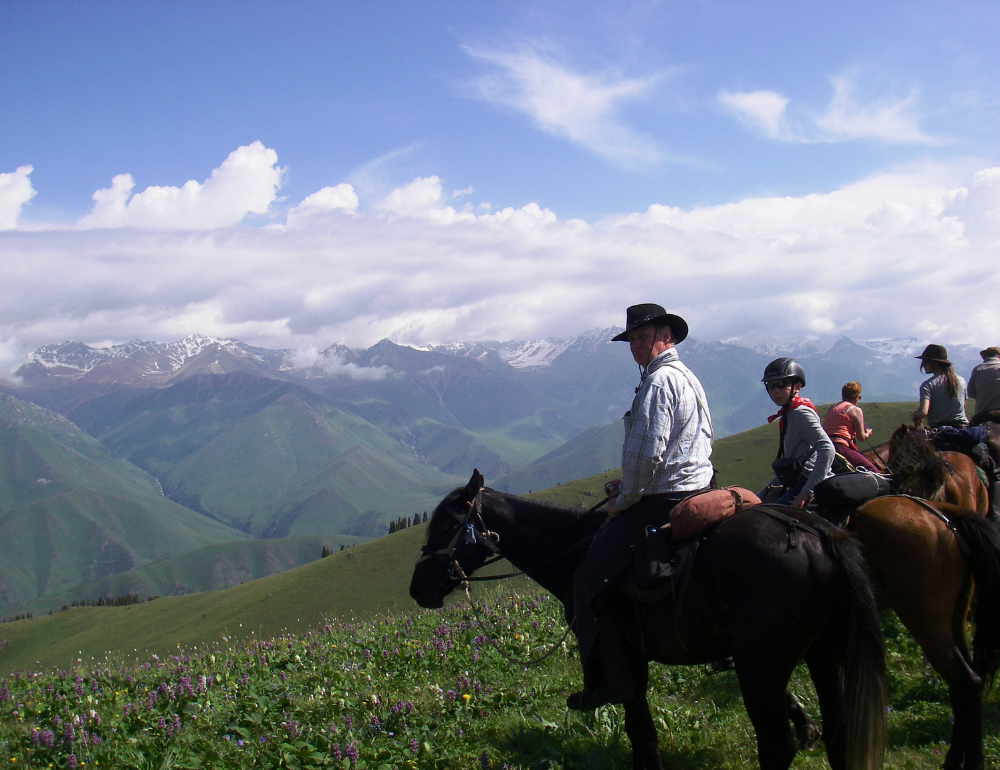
[863,425,988,511]
[410,470,887,770]
[843,496,1000,770]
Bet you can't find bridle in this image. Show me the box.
[415,487,610,591]
[413,487,611,668]
[415,487,501,587]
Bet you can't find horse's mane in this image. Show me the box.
[888,424,947,498]
[487,489,605,523]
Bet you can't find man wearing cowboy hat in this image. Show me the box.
[567,303,714,711]
[969,346,1000,427]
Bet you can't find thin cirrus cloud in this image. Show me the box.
[719,75,937,145]
[0,165,36,230]
[77,141,285,230]
[462,44,667,167]
[2,145,1000,379]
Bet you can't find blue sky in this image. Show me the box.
[1,1,999,364]
[6,1,999,220]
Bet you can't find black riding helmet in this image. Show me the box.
[761,357,806,387]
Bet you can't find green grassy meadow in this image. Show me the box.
[0,589,995,769]
[2,399,991,769]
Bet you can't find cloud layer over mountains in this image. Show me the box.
[1,142,999,374]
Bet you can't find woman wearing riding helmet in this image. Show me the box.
[912,344,969,429]
[761,358,835,508]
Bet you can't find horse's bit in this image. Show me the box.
[414,488,500,587]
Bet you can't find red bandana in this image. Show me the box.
[767,397,817,432]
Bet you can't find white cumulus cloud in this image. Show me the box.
[286,183,359,227]
[0,165,36,230]
[464,45,666,167]
[1,163,999,371]
[78,142,284,230]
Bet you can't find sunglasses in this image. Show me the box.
[765,379,795,391]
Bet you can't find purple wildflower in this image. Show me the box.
[67,755,77,770]
[345,744,359,766]
[344,714,352,730]
[410,738,419,755]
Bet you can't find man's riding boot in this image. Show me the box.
[566,615,635,711]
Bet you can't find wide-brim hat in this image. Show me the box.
[915,344,951,365]
[980,346,1000,359]
[611,303,689,343]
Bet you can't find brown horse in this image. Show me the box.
[794,492,1000,769]
[844,496,1000,770]
[862,425,989,512]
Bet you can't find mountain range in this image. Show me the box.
[5,330,985,536]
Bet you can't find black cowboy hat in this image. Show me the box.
[611,303,689,343]
[915,344,951,365]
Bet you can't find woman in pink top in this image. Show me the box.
[823,381,880,472]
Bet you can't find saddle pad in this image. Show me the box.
[669,487,761,540]
[812,472,891,512]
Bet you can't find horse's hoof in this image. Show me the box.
[796,722,822,751]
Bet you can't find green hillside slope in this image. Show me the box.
[711,401,914,492]
[493,421,623,494]
[68,375,465,537]
[0,523,530,672]
[0,394,249,613]
[11,533,367,616]
[0,405,915,671]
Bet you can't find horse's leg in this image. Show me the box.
[623,661,663,770]
[891,592,982,770]
[733,656,798,770]
[803,646,848,770]
[784,690,821,751]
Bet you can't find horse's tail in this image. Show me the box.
[819,524,887,770]
[951,512,1000,689]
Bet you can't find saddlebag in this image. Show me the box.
[812,472,891,514]
[669,486,762,540]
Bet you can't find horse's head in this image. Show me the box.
[888,423,947,498]
[409,468,501,609]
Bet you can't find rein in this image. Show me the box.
[462,501,609,583]
[418,489,609,667]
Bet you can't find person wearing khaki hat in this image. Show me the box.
[911,344,969,429]
[969,346,1000,427]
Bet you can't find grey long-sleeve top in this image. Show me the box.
[769,405,835,496]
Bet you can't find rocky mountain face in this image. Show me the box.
[7,330,985,541]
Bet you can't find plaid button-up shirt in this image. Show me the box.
[617,348,714,509]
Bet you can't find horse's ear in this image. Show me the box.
[465,468,485,494]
